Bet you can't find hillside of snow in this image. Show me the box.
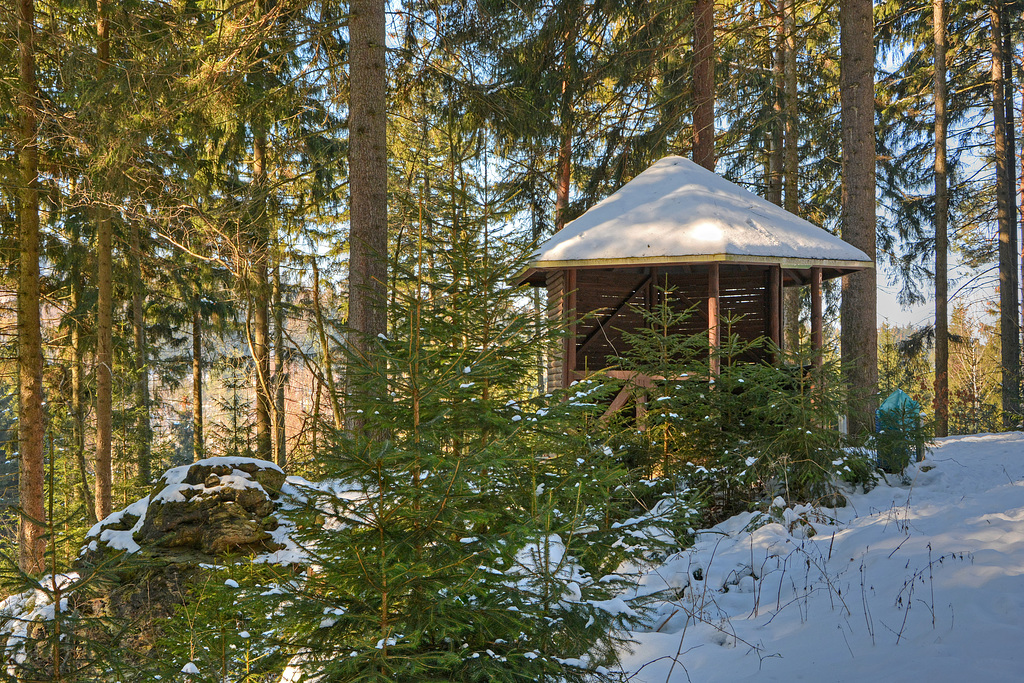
[618,432,1024,682]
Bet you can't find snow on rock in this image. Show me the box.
[618,432,1024,682]
[0,574,79,676]
[83,495,151,554]
[81,457,294,561]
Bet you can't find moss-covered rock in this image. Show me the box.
[81,457,289,564]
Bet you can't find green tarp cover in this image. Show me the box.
[876,389,921,431]
[876,389,923,472]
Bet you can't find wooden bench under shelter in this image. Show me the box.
[517,156,874,407]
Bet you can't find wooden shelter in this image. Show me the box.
[518,156,873,390]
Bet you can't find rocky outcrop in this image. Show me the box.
[81,457,289,563]
[1,457,306,679]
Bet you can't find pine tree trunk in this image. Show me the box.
[555,28,574,231]
[312,256,344,430]
[71,277,96,525]
[991,3,1021,426]
[252,130,273,460]
[16,0,46,574]
[554,127,572,231]
[933,0,949,437]
[95,225,113,520]
[1020,77,1024,343]
[1002,10,1019,421]
[347,0,388,390]
[767,3,783,208]
[273,260,286,467]
[192,307,204,460]
[783,0,801,351]
[531,194,546,392]
[94,0,113,521]
[693,0,715,170]
[839,0,878,435]
[131,221,152,484]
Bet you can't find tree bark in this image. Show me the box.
[839,0,879,434]
[70,274,96,525]
[311,257,344,429]
[1020,75,1024,346]
[17,0,46,574]
[933,0,949,437]
[1003,10,1018,346]
[991,3,1021,426]
[131,221,152,484]
[693,0,715,170]
[783,0,802,352]
[94,0,113,521]
[555,24,575,231]
[347,0,388,385]
[768,3,783,208]
[192,307,204,460]
[273,259,286,467]
[1002,8,1019,423]
[252,130,272,460]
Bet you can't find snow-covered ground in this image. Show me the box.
[5,433,1023,682]
[618,432,1024,682]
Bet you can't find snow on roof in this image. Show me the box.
[525,156,872,274]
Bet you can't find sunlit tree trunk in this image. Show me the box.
[193,306,204,460]
[273,260,286,467]
[131,221,152,483]
[1001,8,1019,424]
[347,0,389,409]
[70,276,96,524]
[839,0,878,434]
[94,0,113,521]
[783,0,801,351]
[252,130,273,460]
[312,257,344,430]
[991,3,1021,426]
[768,2,783,207]
[933,0,949,437]
[555,24,574,231]
[693,0,715,170]
[16,0,46,574]
[1003,10,1018,328]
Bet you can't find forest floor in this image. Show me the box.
[617,431,1024,682]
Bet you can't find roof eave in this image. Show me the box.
[515,253,873,286]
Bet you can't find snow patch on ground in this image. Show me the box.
[618,432,1024,682]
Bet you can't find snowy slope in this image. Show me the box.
[618,432,1024,682]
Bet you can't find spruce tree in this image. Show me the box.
[239,131,664,679]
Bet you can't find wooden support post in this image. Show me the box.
[563,268,577,387]
[601,385,633,420]
[768,265,781,354]
[648,266,657,311]
[779,267,786,347]
[811,266,823,369]
[708,262,720,375]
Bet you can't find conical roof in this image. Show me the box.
[521,156,872,283]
